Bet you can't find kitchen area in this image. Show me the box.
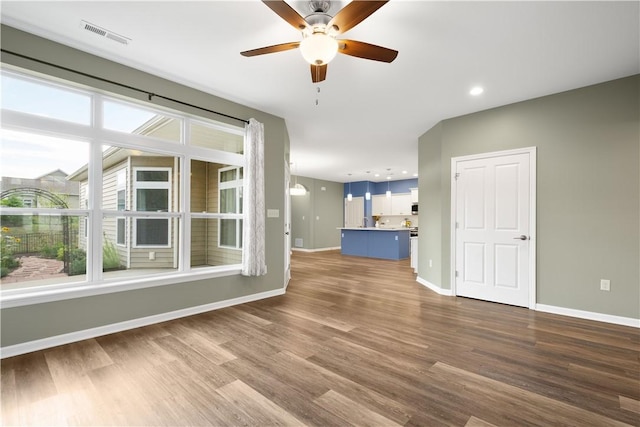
[340,178,419,271]
[288,174,419,273]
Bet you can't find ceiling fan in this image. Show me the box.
[241,0,398,83]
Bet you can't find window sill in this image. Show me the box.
[0,266,242,309]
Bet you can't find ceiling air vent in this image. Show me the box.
[80,20,130,45]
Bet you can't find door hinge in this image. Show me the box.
[455,221,459,229]
[454,173,460,180]
[455,270,459,277]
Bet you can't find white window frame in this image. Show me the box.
[218,166,243,250]
[116,169,127,247]
[0,67,247,308]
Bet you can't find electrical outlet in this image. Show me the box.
[600,279,610,291]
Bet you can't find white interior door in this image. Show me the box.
[453,149,535,308]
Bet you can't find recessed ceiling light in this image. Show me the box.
[413,173,418,177]
[470,86,484,96]
[402,170,407,174]
[374,173,380,177]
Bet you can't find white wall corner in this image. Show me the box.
[416,276,454,296]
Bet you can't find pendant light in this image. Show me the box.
[365,171,371,200]
[347,173,353,201]
[386,169,392,198]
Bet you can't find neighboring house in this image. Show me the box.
[67,116,244,270]
[0,169,80,208]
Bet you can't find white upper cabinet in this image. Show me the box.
[410,188,419,203]
[372,192,413,216]
[372,194,391,216]
[391,193,412,215]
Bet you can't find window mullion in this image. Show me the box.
[181,119,190,273]
[88,98,104,282]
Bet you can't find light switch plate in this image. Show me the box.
[267,209,279,218]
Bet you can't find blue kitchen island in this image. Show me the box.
[340,228,411,260]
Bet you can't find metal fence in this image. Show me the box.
[5,231,79,255]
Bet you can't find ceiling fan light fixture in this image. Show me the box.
[300,32,338,65]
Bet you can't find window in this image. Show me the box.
[133,167,171,247]
[218,166,243,249]
[116,169,126,246]
[1,73,91,125]
[0,68,246,303]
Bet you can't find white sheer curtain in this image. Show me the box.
[242,118,267,276]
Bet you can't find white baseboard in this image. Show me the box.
[415,278,638,328]
[416,276,454,296]
[1,288,286,359]
[292,246,341,253]
[536,304,640,328]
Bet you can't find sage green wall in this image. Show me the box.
[0,25,289,347]
[417,122,443,286]
[418,75,639,319]
[290,176,342,250]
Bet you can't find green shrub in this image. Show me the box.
[1,227,21,277]
[0,196,24,227]
[0,254,20,277]
[67,248,87,276]
[40,242,64,259]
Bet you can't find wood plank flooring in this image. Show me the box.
[2,250,639,426]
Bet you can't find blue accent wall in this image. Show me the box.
[344,178,417,226]
[343,178,418,198]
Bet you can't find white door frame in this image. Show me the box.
[450,147,537,308]
[284,159,291,288]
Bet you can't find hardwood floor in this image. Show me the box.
[2,250,639,426]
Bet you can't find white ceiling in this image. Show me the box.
[1,1,638,183]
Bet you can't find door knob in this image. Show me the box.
[513,235,528,240]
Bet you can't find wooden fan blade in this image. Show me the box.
[262,1,309,31]
[241,41,300,57]
[338,39,398,63]
[327,1,388,34]
[311,64,327,83]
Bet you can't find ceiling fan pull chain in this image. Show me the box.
[315,86,320,106]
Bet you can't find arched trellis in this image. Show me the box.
[0,187,72,273]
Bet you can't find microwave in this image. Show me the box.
[411,203,418,215]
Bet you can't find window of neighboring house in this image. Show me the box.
[116,169,127,246]
[218,166,243,249]
[133,167,171,247]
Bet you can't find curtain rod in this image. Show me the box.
[1,48,250,125]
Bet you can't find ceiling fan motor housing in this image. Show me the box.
[308,1,331,14]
